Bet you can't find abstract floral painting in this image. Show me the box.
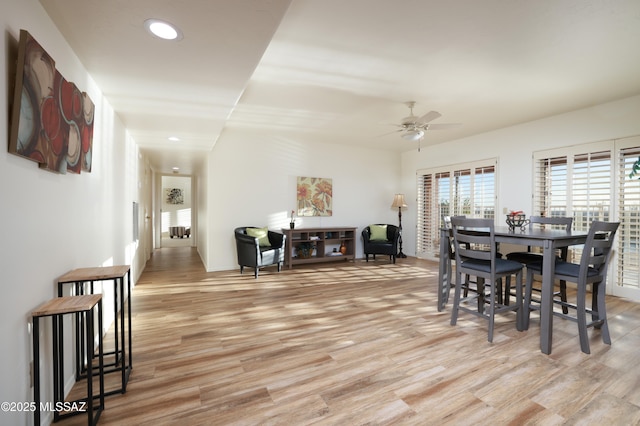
[297,177,332,216]
[165,188,184,204]
[9,30,94,174]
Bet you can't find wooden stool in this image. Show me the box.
[57,265,132,395]
[32,295,104,425]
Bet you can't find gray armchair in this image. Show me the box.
[234,227,286,278]
[362,224,400,263]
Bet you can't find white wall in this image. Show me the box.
[203,95,640,272]
[0,1,152,424]
[204,129,401,272]
[197,165,209,266]
[399,95,640,257]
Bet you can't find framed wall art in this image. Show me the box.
[296,176,332,216]
[9,29,94,174]
[165,188,184,205]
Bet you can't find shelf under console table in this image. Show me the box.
[282,227,357,269]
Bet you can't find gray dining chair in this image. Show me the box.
[506,216,573,312]
[523,220,619,354]
[449,217,525,342]
[438,216,471,311]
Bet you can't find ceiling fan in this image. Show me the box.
[391,101,461,149]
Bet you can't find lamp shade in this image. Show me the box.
[391,194,408,208]
[401,129,424,141]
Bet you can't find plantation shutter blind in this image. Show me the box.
[572,151,611,230]
[533,145,612,262]
[416,173,434,257]
[416,159,497,260]
[618,145,640,290]
[475,165,496,219]
[453,169,471,216]
[533,156,569,219]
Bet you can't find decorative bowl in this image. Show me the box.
[506,214,529,232]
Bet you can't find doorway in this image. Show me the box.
[160,175,193,248]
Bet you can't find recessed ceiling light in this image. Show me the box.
[172,167,180,173]
[144,19,183,41]
[168,136,180,142]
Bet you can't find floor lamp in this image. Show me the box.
[391,194,408,258]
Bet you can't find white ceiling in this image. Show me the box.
[40,0,640,175]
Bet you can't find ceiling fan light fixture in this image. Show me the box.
[402,129,424,141]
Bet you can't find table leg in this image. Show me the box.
[86,306,94,423]
[52,315,62,422]
[33,317,40,426]
[113,278,119,369]
[437,229,451,312]
[127,270,132,372]
[540,240,555,354]
[119,276,126,391]
[76,282,85,379]
[96,299,105,421]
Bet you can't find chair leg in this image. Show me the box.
[240,266,244,275]
[595,281,611,345]
[391,255,396,264]
[477,277,485,314]
[450,272,463,326]
[443,261,453,307]
[277,262,282,272]
[504,276,511,306]
[523,269,534,330]
[515,270,524,331]
[487,279,497,343]
[254,267,259,279]
[560,280,568,314]
[365,254,369,262]
[576,281,590,354]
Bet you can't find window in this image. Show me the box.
[416,159,497,259]
[534,136,640,299]
[535,147,611,263]
[617,138,640,295]
[534,149,611,227]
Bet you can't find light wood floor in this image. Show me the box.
[62,247,640,425]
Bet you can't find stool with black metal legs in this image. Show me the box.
[57,265,132,396]
[32,294,104,425]
[523,220,619,354]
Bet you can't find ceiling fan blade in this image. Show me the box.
[415,110,442,125]
[425,123,462,130]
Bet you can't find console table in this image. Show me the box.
[282,227,356,269]
[57,265,132,396]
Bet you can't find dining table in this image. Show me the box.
[438,225,590,354]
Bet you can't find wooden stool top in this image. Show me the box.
[32,295,102,317]
[57,265,130,283]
